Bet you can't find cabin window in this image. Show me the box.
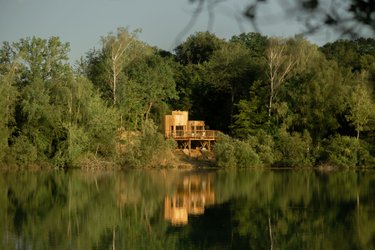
[176,125,184,137]
[196,126,204,135]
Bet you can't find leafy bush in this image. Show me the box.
[275,129,313,167]
[214,134,260,168]
[119,121,177,168]
[9,135,38,166]
[324,135,375,168]
[247,130,277,166]
[325,135,358,167]
[357,140,375,167]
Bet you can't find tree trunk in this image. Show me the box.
[112,61,117,105]
[268,95,273,117]
[144,101,153,122]
[268,81,274,118]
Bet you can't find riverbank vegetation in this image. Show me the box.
[0,28,374,168]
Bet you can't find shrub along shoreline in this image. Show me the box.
[213,131,375,169]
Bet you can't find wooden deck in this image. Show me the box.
[165,130,219,141]
[165,130,219,152]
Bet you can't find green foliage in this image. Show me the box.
[324,135,375,168]
[175,31,225,65]
[13,36,70,84]
[357,140,375,167]
[200,41,258,131]
[120,121,177,168]
[85,48,112,99]
[1,31,375,169]
[275,129,314,167]
[0,62,18,162]
[125,54,178,125]
[231,80,269,138]
[246,130,277,166]
[320,38,375,72]
[100,27,146,105]
[230,32,268,60]
[285,55,348,140]
[214,134,260,168]
[0,37,122,168]
[346,77,375,139]
[325,135,359,167]
[9,135,38,165]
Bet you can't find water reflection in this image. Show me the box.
[0,169,374,250]
[164,174,215,225]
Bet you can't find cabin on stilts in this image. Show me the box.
[163,111,218,152]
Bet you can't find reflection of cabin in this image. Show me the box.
[163,111,218,151]
[164,174,215,226]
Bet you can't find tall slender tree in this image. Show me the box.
[346,72,375,140]
[101,27,145,105]
[266,38,296,118]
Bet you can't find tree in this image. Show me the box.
[175,31,225,65]
[231,80,269,138]
[56,76,119,166]
[206,41,254,126]
[0,36,121,167]
[4,37,72,165]
[101,27,145,105]
[278,46,349,142]
[125,54,178,129]
[230,32,268,60]
[0,54,19,162]
[13,36,70,85]
[266,38,296,117]
[346,73,375,140]
[320,38,375,73]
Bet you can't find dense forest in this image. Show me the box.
[0,28,374,168]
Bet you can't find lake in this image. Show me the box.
[1,168,374,250]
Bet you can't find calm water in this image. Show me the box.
[1,169,374,250]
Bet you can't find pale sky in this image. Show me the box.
[0,0,336,63]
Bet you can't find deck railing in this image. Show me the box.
[165,130,219,140]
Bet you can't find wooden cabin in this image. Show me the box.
[163,111,218,151]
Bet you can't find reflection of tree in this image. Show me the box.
[0,171,180,250]
[0,170,374,249]
[171,170,375,249]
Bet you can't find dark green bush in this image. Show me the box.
[247,130,277,166]
[120,121,177,168]
[325,135,358,167]
[234,140,260,167]
[214,134,260,168]
[10,135,38,166]
[275,130,314,167]
[324,135,375,167]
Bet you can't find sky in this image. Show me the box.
[0,0,337,63]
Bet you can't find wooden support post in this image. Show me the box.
[208,140,211,152]
[188,139,191,156]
